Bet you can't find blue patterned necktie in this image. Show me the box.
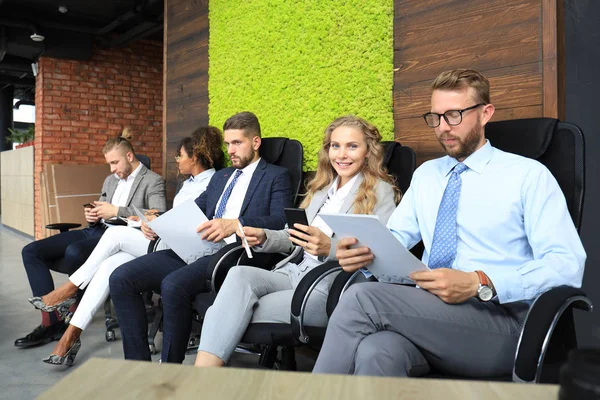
[428,163,468,269]
[214,170,243,219]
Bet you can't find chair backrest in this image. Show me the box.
[259,137,304,205]
[485,118,585,231]
[137,154,151,170]
[382,141,417,195]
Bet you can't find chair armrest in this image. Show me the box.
[290,261,342,344]
[325,269,367,317]
[206,244,292,293]
[45,223,82,232]
[206,243,247,293]
[147,238,160,253]
[513,285,593,383]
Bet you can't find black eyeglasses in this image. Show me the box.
[422,103,485,128]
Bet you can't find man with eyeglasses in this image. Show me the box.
[313,69,585,378]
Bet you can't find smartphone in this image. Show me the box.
[83,203,94,208]
[284,207,309,229]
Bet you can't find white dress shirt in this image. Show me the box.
[215,158,261,220]
[304,174,359,261]
[111,162,143,207]
[387,140,586,304]
[173,168,216,208]
[215,158,261,243]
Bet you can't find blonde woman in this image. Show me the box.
[32,126,224,366]
[193,115,400,367]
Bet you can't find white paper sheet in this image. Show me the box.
[146,199,225,264]
[319,213,428,284]
[132,205,149,224]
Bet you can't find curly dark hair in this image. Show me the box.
[178,126,225,170]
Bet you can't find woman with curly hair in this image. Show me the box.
[30,126,225,366]
[193,115,401,367]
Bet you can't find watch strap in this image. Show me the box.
[475,270,489,286]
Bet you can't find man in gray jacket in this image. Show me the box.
[16,134,166,348]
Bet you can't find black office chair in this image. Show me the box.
[191,141,417,368]
[259,137,304,205]
[311,118,592,382]
[144,138,304,354]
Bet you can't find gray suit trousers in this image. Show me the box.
[198,262,329,363]
[313,282,530,377]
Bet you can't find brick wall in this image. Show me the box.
[34,40,163,239]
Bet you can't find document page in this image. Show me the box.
[146,199,225,264]
[319,214,428,283]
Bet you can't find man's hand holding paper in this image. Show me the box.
[146,199,226,264]
[197,218,238,242]
[319,214,428,284]
[336,237,374,272]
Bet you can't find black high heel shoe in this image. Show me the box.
[42,338,81,366]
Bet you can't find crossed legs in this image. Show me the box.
[313,283,528,377]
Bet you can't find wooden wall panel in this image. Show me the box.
[394,0,562,164]
[164,0,210,204]
[0,146,34,236]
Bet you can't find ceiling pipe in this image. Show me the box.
[0,17,42,39]
[13,99,34,109]
[0,76,34,86]
[0,59,33,73]
[108,17,163,48]
[97,0,162,35]
[0,26,6,62]
[0,0,162,36]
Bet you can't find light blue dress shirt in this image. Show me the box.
[387,140,586,304]
[173,168,216,207]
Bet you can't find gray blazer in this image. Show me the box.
[97,163,167,218]
[258,174,397,264]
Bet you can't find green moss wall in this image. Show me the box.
[208,0,394,170]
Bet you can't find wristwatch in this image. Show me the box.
[475,270,494,302]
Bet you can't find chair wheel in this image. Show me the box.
[105,330,116,342]
[149,344,157,354]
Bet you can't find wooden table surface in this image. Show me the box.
[37,357,559,400]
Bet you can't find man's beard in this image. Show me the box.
[231,152,254,169]
[121,162,133,179]
[438,124,483,160]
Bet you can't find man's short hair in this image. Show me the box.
[103,127,136,155]
[223,112,261,138]
[431,69,491,105]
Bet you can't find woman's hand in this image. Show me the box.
[144,209,160,222]
[288,224,331,257]
[238,226,267,247]
[141,221,157,241]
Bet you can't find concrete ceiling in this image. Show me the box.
[0,0,164,100]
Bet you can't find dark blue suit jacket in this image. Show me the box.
[194,158,292,230]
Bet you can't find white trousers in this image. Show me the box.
[68,226,168,330]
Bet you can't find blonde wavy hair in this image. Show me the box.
[300,116,401,214]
